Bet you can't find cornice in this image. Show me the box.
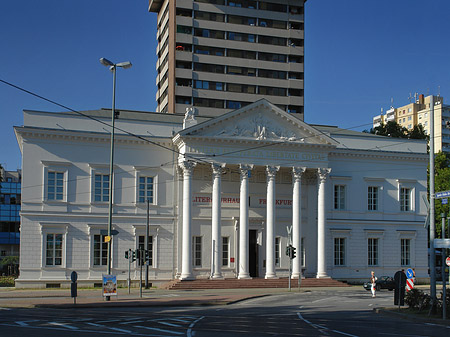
[329,148,428,161]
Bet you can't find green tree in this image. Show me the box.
[371,121,408,138]
[432,152,450,237]
[408,124,428,140]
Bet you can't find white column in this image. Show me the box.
[317,168,331,278]
[265,165,279,279]
[292,167,306,279]
[238,164,253,279]
[179,160,197,280]
[211,163,225,279]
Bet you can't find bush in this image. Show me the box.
[405,287,450,318]
[0,276,15,287]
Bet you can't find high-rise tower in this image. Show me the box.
[149,0,306,118]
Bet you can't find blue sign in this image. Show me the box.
[443,199,448,205]
[406,268,414,279]
[436,191,450,199]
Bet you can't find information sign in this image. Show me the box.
[102,274,117,297]
[406,268,414,279]
[434,239,450,249]
[443,198,448,205]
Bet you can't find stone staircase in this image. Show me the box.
[162,277,350,290]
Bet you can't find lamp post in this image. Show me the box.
[99,57,132,301]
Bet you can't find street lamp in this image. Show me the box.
[99,57,132,300]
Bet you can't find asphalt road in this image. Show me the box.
[0,288,448,336]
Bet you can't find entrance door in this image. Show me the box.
[249,230,258,277]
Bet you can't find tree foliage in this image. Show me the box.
[432,151,450,237]
[369,121,428,140]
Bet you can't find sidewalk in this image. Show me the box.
[0,286,292,309]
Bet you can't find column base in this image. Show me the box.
[211,274,224,280]
[291,273,304,279]
[316,273,330,279]
[180,273,195,280]
[238,273,251,279]
[265,273,278,279]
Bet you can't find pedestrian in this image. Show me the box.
[370,271,377,298]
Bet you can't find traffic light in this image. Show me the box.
[289,246,296,259]
[286,245,291,256]
[125,250,129,259]
[136,249,141,264]
[131,250,137,262]
[144,249,150,263]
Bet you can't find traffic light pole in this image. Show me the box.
[145,199,149,289]
[128,249,131,294]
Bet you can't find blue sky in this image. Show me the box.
[1,0,449,170]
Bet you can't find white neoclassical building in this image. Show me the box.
[14,100,429,288]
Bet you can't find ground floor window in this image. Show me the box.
[334,238,346,266]
[46,234,63,266]
[193,236,202,267]
[368,238,379,266]
[138,235,153,266]
[93,234,108,266]
[401,238,411,266]
[222,237,229,267]
[275,237,280,266]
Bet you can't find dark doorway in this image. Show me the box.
[249,230,258,277]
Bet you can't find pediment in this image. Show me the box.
[176,100,338,147]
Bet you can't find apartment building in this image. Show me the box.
[373,94,450,153]
[149,0,306,117]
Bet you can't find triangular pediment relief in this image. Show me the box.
[176,100,337,147]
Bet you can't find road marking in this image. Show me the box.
[119,320,145,325]
[187,316,205,337]
[49,322,79,330]
[15,320,39,327]
[134,325,184,335]
[0,308,11,310]
[297,312,359,337]
[86,322,132,334]
[154,321,182,328]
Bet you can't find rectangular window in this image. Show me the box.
[228,0,257,9]
[228,15,256,26]
[194,80,224,91]
[93,234,108,266]
[334,238,345,266]
[259,1,287,12]
[258,52,286,63]
[258,86,287,96]
[258,69,286,79]
[334,185,346,210]
[194,28,224,39]
[227,32,255,43]
[368,238,378,266]
[138,235,153,266]
[47,171,64,200]
[194,46,225,56]
[193,236,202,267]
[227,49,256,59]
[226,66,256,77]
[275,237,280,266]
[193,98,224,108]
[94,174,109,202]
[222,237,229,267]
[194,62,225,73]
[46,234,63,266]
[139,176,154,203]
[258,18,287,29]
[258,35,287,46]
[226,101,250,109]
[227,83,256,94]
[194,11,225,22]
[401,239,410,266]
[368,186,378,211]
[400,187,411,211]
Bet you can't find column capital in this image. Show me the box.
[317,168,331,183]
[179,159,197,174]
[239,164,254,179]
[266,165,280,179]
[211,163,226,177]
[292,167,306,182]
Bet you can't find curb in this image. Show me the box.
[374,307,450,326]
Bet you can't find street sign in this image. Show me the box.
[435,191,450,199]
[434,238,450,248]
[443,198,448,205]
[406,268,414,279]
[446,257,450,267]
[406,278,414,292]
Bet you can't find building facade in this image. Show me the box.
[14,100,428,288]
[0,168,21,275]
[150,0,305,117]
[373,94,450,153]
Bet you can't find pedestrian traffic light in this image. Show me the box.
[289,246,296,259]
[286,245,291,256]
[125,250,129,259]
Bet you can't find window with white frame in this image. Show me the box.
[138,235,153,266]
[46,233,63,266]
[368,186,379,211]
[47,171,64,201]
[401,238,411,266]
[94,174,110,202]
[222,237,229,267]
[139,177,154,203]
[400,187,411,211]
[193,236,202,267]
[368,238,379,266]
[334,238,346,266]
[334,185,346,210]
[93,234,108,266]
[275,237,280,266]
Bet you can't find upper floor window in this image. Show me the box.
[139,177,154,203]
[368,186,379,211]
[228,0,256,9]
[94,174,109,202]
[334,185,346,210]
[47,171,64,201]
[400,187,411,212]
[194,11,225,22]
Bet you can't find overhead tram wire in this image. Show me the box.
[0,78,211,166]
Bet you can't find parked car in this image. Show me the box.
[363,276,395,291]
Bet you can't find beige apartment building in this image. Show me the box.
[373,94,450,153]
[149,0,306,117]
